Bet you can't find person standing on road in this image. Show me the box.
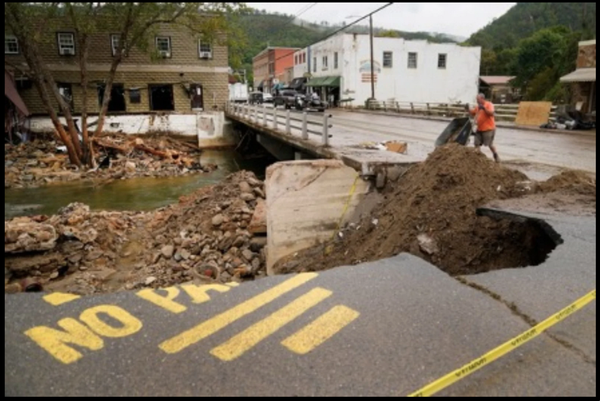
[467,93,500,163]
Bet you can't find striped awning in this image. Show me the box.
[560,68,596,83]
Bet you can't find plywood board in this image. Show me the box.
[515,101,553,126]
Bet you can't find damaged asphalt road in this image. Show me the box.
[4,212,596,397]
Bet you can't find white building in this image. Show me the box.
[293,33,481,107]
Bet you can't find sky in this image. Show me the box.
[247,2,516,39]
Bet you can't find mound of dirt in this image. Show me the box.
[537,170,596,197]
[276,144,555,276]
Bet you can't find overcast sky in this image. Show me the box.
[247,2,516,39]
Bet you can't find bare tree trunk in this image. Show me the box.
[93,57,121,137]
[32,74,82,166]
[93,5,135,137]
[78,36,95,167]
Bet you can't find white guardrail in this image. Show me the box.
[363,100,558,123]
[226,103,332,147]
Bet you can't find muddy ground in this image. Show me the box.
[275,145,596,276]
[5,133,217,189]
[5,171,267,295]
[5,144,596,296]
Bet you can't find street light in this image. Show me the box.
[345,14,375,101]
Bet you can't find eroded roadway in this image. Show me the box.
[4,210,596,396]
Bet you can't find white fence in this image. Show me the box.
[226,103,333,146]
[363,100,558,123]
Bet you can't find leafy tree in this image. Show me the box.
[5,3,244,167]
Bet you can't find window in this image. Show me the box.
[5,35,19,55]
[57,83,73,111]
[57,33,75,56]
[198,40,212,59]
[408,52,418,69]
[438,53,447,69]
[383,51,393,68]
[334,52,339,69]
[313,57,317,72]
[155,36,171,57]
[129,88,141,104]
[302,53,306,63]
[110,34,121,56]
[322,56,328,70]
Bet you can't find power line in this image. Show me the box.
[268,3,395,66]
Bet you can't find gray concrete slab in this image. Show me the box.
[7,254,590,397]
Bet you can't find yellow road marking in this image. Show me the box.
[43,293,81,306]
[137,287,187,314]
[181,283,231,304]
[281,305,360,355]
[79,305,143,338]
[159,273,318,354]
[25,318,104,364]
[211,287,332,361]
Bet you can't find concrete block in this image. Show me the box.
[265,160,370,275]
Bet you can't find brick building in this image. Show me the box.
[252,47,298,93]
[5,22,229,115]
[560,39,596,114]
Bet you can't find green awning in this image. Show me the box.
[306,76,341,87]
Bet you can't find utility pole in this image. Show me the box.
[369,14,375,100]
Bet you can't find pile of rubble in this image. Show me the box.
[5,134,217,189]
[5,171,267,295]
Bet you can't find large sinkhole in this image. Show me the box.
[274,209,563,277]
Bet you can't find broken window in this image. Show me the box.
[149,84,174,111]
[198,39,212,59]
[57,83,74,111]
[155,36,171,58]
[97,83,126,112]
[383,51,393,68]
[408,52,418,69]
[438,53,447,69]
[129,88,141,104]
[5,35,19,55]
[57,33,76,56]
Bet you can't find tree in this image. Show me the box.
[5,3,245,167]
[377,30,401,38]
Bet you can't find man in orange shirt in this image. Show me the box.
[467,93,500,163]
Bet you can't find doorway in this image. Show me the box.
[190,84,204,110]
[97,84,126,112]
[149,84,175,111]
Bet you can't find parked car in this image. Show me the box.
[248,92,263,105]
[263,93,273,103]
[295,94,327,112]
[273,89,299,109]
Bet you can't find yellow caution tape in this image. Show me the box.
[408,289,596,397]
[325,175,361,256]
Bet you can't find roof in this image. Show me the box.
[5,71,30,116]
[579,39,596,47]
[560,68,596,83]
[479,76,515,86]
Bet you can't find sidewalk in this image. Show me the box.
[343,108,597,138]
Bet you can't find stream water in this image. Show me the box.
[5,149,270,220]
